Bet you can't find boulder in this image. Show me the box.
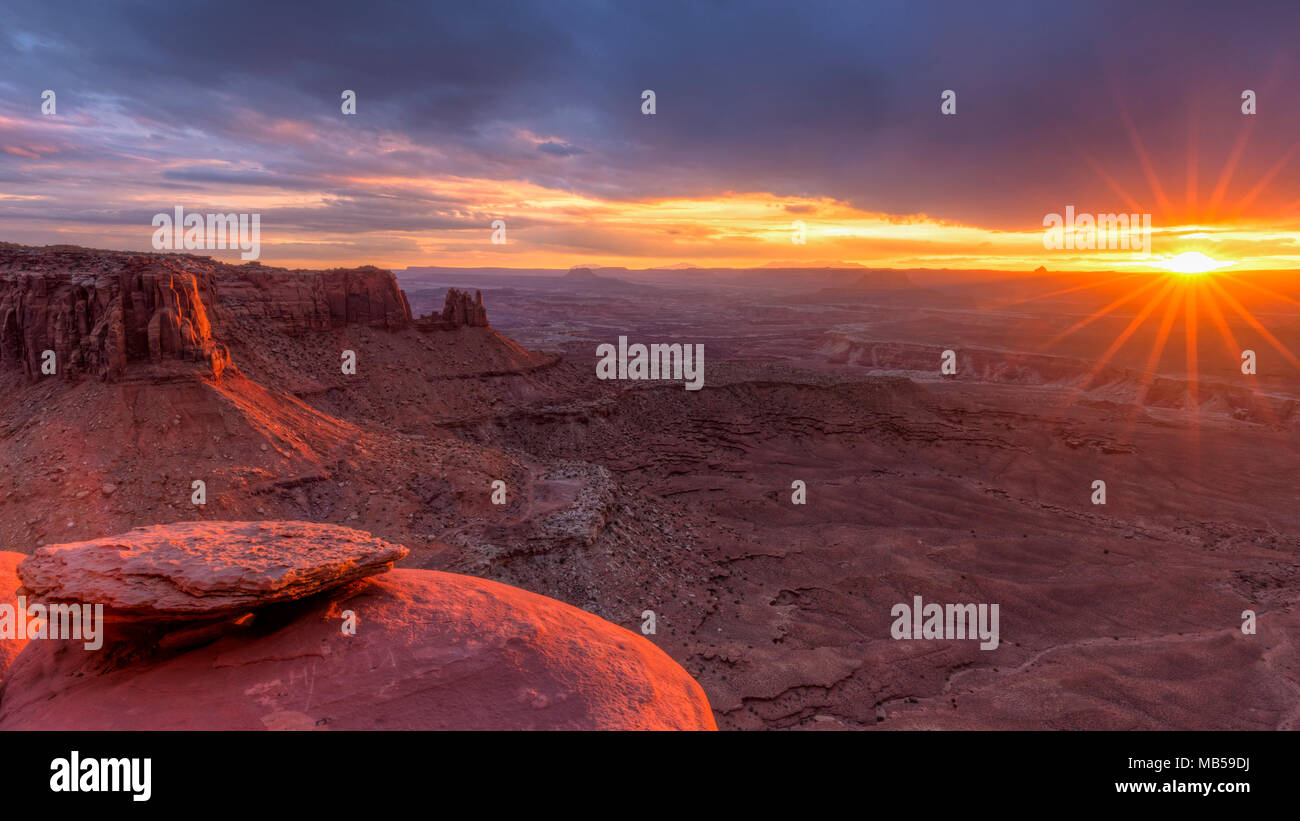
[17,521,408,621]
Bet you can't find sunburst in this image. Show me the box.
[1020,100,1300,428]
[1154,251,1233,275]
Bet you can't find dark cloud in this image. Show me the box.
[2,0,1300,234]
[537,141,586,157]
[160,166,317,188]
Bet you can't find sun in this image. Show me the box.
[1155,251,1233,275]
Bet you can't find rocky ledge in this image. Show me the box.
[0,521,715,730]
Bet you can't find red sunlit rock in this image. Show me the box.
[0,566,716,730]
[0,551,26,685]
[17,520,408,621]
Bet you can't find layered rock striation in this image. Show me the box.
[0,245,490,381]
[0,252,227,380]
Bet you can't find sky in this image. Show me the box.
[4,0,1300,271]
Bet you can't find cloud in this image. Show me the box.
[3,0,1300,268]
[537,141,586,157]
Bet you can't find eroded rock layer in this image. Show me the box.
[0,246,485,381]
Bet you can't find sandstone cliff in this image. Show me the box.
[0,246,486,381]
[0,252,227,380]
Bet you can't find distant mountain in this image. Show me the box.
[850,269,915,289]
[757,259,868,269]
[559,266,655,291]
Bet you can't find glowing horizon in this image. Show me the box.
[11,175,1300,272]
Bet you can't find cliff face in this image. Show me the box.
[218,264,413,333]
[0,253,226,380]
[0,246,481,381]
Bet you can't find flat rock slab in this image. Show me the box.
[17,521,408,621]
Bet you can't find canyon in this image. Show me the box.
[2,246,1299,730]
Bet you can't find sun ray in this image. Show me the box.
[1216,271,1300,309]
[1049,277,1179,415]
[1205,117,1256,220]
[1064,131,1146,213]
[1197,279,1283,427]
[1131,280,1184,410]
[1115,103,1175,222]
[1199,280,1244,357]
[1113,279,1186,443]
[995,271,1150,312]
[1041,274,1167,350]
[1185,97,1199,223]
[1183,281,1201,466]
[1082,153,1145,213]
[1229,138,1300,218]
[1204,277,1300,369]
[1028,271,1149,302]
[1078,277,1178,383]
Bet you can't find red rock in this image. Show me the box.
[0,567,716,730]
[0,252,227,380]
[17,521,408,621]
[0,551,26,685]
[222,264,412,332]
[441,287,489,327]
[0,246,430,381]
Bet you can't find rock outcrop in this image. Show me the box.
[0,551,25,685]
[0,523,716,730]
[0,252,228,380]
[441,287,489,327]
[17,521,408,621]
[217,264,412,333]
[0,246,486,381]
